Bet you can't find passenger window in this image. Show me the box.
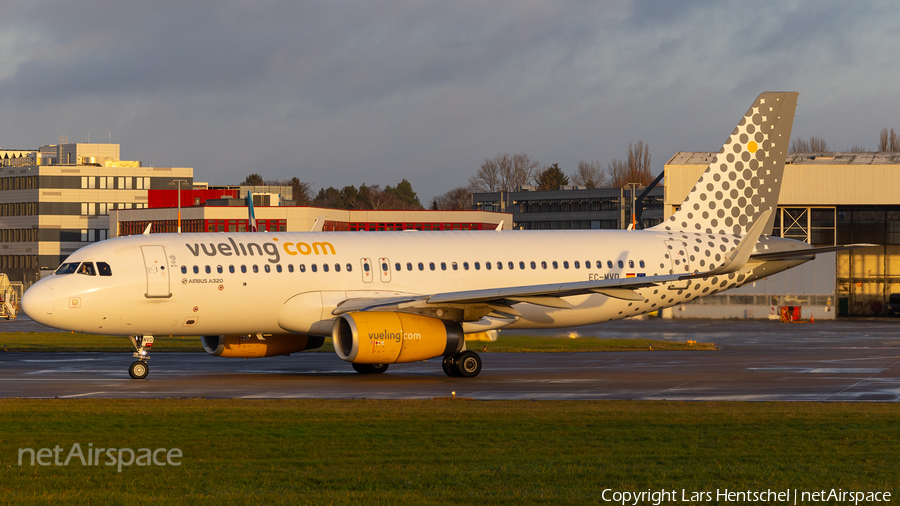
[629,260,634,268]
[287,264,293,273]
[452,262,458,271]
[264,265,271,273]
[193,266,199,274]
[552,261,558,269]
[181,266,187,274]
[311,264,318,272]
[418,262,424,271]
[508,261,514,270]
[381,262,388,271]
[395,262,401,271]
[55,262,80,275]
[497,261,503,270]
[252,265,259,273]
[574,261,580,269]
[216,265,223,274]
[429,262,435,271]
[617,260,624,268]
[241,265,247,273]
[531,261,536,269]
[563,261,569,269]
[205,265,211,274]
[97,262,112,276]
[639,260,645,268]
[335,263,341,272]
[485,262,491,270]
[77,262,96,276]
[299,264,306,273]
[406,262,413,271]
[323,264,329,272]
[229,265,235,274]
[519,261,525,269]
[463,262,469,270]
[276,265,282,273]
[607,261,613,268]
[364,263,370,272]
[541,261,547,269]
[346,263,352,272]
[596,260,602,269]
[441,262,447,271]
[475,262,481,270]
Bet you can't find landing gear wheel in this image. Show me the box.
[442,355,459,377]
[352,363,389,374]
[455,351,482,378]
[129,361,149,380]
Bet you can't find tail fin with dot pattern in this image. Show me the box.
[654,92,798,236]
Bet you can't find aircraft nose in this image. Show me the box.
[21,283,54,325]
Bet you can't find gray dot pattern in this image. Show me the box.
[659,92,796,236]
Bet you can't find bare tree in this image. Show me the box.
[848,144,867,153]
[886,128,900,152]
[469,156,502,192]
[470,153,540,192]
[432,187,471,210]
[606,141,653,187]
[572,160,607,188]
[607,158,629,188]
[790,136,829,153]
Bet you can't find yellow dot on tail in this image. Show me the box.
[747,141,758,153]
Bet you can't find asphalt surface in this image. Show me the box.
[1,317,899,401]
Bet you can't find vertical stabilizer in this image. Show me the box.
[654,92,798,236]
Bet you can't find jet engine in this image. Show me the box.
[201,334,324,358]
[333,312,464,364]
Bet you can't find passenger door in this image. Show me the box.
[378,257,391,283]
[361,258,373,283]
[141,245,171,298]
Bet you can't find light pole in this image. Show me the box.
[169,179,189,234]
[626,182,641,230]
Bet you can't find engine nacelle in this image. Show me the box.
[201,334,324,358]
[333,312,464,364]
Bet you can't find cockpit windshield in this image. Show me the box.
[55,261,112,276]
[55,262,80,275]
[77,262,96,276]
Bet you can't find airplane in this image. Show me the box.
[21,91,870,380]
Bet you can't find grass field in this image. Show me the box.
[0,332,714,353]
[1,400,896,505]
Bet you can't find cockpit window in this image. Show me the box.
[97,262,112,276]
[77,262,96,276]
[56,262,80,275]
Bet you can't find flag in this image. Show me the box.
[248,191,258,232]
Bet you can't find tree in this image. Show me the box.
[536,163,569,191]
[432,187,471,210]
[848,144,867,153]
[790,136,829,153]
[383,179,423,210]
[878,128,899,152]
[469,153,540,192]
[608,141,653,187]
[241,173,265,186]
[572,160,607,188]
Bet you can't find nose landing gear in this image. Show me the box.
[128,335,153,379]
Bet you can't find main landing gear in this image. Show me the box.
[442,350,482,378]
[128,336,154,379]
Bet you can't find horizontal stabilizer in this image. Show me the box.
[750,243,877,261]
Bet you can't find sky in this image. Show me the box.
[1,0,898,204]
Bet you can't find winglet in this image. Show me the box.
[142,223,152,235]
[310,216,326,232]
[704,208,771,276]
[495,220,504,231]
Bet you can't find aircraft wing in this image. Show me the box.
[749,243,876,261]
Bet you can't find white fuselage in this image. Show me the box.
[22,229,807,337]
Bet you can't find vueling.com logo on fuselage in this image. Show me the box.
[185,237,335,264]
